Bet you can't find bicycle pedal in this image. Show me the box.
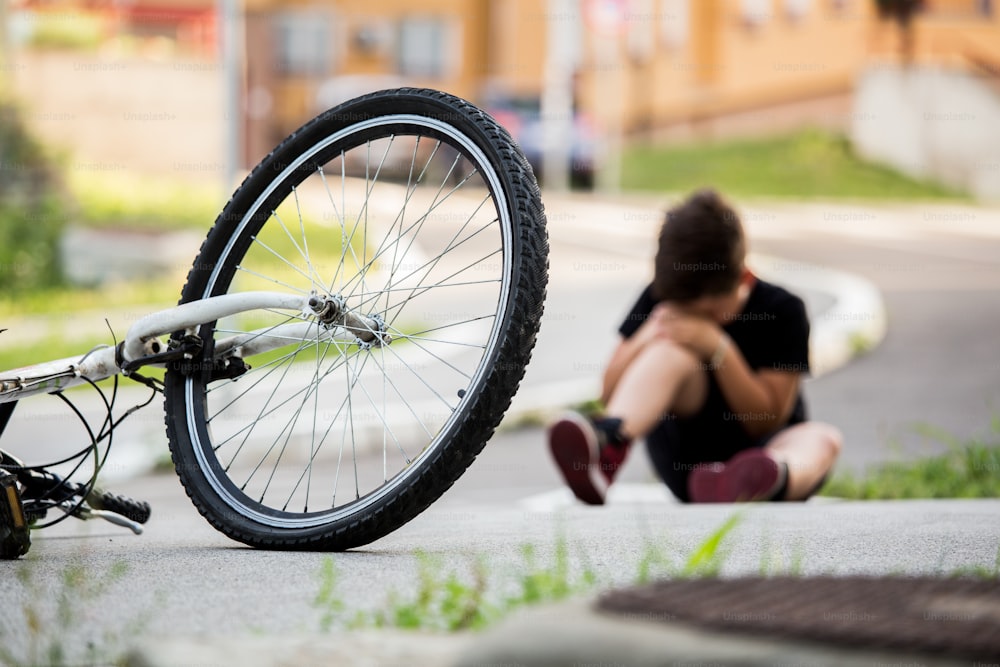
[0,471,31,559]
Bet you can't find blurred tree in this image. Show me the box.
[0,100,69,292]
[874,0,924,64]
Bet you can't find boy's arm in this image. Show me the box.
[603,304,802,436]
[653,307,801,438]
[711,338,801,438]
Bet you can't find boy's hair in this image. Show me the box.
[652,189,746,302]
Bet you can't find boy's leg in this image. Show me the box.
[764,422,842,500]
[605,339,708,438]
[687,421,841,503]
[548,339,708,505]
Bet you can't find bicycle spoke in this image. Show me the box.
[395,314,497,339]
[341,167,486,302]
[253,336,338,504]
[337,149,468,301]
[305,320,323,510]
[378,136,425,320]
[249,233,316,287]
[235,264,312,295]
[281,347,406,510]
[316,154,351,293]
[388,334,486,350]
[213,343,353,457]
[217,339,312,466]
[366,351,436,445]
[379,339,457,413]
[379,342,389,481]
[291,187,325,289]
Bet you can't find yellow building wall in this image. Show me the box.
[332,0,490,98]
[245,0,495,141]
[488,0,548,96]
[580,0,873,134]
[709,0,869,114]
[244,0,1000,156]
[911,2,1000,70]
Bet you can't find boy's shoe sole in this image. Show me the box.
[688,448,784,503]
[548,413,607,506]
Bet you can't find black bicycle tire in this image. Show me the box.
[163,88,548,550]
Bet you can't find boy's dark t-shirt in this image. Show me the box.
[618,279,811,500]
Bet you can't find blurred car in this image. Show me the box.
[484,94,596,189]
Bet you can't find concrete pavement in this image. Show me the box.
[109,490,998,667]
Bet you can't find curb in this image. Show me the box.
[751,251,887,379]
[123,594,969,667]
[124,630,472,667]
[449,596,970,667]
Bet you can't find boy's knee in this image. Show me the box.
[812,423,843,460]
[645,338,703,376]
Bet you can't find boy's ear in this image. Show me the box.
[740,267,756,286]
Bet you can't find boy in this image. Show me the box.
[549,189,841,504]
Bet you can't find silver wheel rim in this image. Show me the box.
[183,114,515,529]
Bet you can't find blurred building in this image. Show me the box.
[242,0,495,161]
[858,0,1000,200]
[244,0,872,146]
[7,0,1000,184]
[241,0,1000,166]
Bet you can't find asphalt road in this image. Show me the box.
[528,195,1000,475]
[750,202,1000,470]
[7,198,997,477]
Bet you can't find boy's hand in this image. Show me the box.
[648,303,723,362]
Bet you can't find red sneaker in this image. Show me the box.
[688,448,786,503]
[548,413,630,505]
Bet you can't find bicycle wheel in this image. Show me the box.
[164,88,548,550]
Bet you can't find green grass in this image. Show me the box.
[822,421,1000,500]
[1,98,69,294]
[0,559,131,667]
[314,537,601,633]
[309,419,1000,633]
[0,280,183,319]
[0,335,112,376]
[313,516,742,634]
[622,128,967,200]
[67,170,225,232]
[0,279,182,375]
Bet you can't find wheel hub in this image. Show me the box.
[307,293,391,347]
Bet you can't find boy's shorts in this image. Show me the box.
[645,416,802,503]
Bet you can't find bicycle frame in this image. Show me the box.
[0,290,385,405]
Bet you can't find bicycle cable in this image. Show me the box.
[28,383,106,528]
[22,325,159,528]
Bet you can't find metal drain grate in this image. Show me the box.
[596,576,1000,660]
